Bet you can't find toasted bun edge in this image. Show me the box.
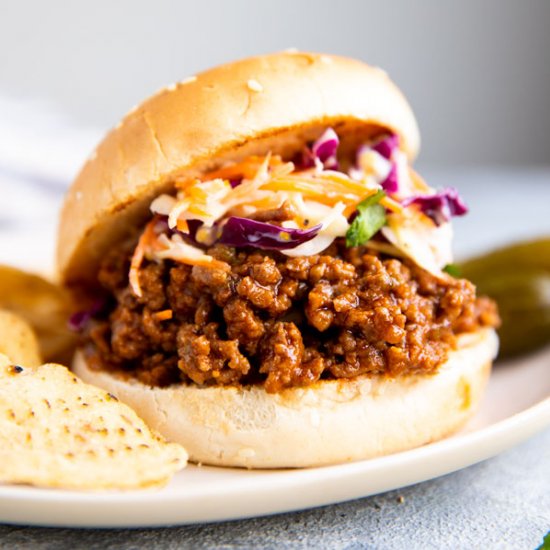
[72,328,498,468]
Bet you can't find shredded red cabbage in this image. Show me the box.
[371,134,399,160]
[312,128,339,169]
[353,134,400,193]
[68,298,106,332]
[219,217,321,250]
[403,187,468,226]
[301,128,340,170]
[380,162,399,193]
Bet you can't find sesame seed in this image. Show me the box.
[181,75,197,85]
[247,79,263,93]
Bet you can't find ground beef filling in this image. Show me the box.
[82,239,499,393]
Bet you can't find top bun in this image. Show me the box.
[57,51,420,286]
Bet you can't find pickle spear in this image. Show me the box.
[460,238,550,359]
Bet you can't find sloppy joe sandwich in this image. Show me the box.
[59,52,500,468]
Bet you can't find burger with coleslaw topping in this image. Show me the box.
[59,52,500,468]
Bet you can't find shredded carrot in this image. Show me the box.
[188,205,209,217]
[268,173,375,197]
[176,219,189,233]
[380,196,404,213]
[263,179,355,205]
[152,309,173,321]
[287,171,377,195]
[129,219,159,297]
[267,175,402,216]
[204,155,285,181]
[174,177,199,191]
[129,247,145,297]
[316,172,377,192]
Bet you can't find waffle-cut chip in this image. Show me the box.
[0,309,42,366]
[0,265,76,364]
[0,354,187,490]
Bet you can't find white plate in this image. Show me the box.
[1,174,549,528]
[1,346,549,528]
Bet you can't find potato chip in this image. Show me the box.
[0,354,187,490]
[0,309,42,366]
[0,265,76,363]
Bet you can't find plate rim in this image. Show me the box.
[1,395,549,528]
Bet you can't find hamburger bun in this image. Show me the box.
[57,51,419,287]
[73,329,498,468]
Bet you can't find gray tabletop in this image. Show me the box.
[1,427,549,549]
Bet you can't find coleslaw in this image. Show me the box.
[129,129,468,296]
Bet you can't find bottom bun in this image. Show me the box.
[73,328,498,468]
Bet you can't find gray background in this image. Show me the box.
[1,0,549,166]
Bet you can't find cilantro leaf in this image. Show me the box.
[345,190,387,248]
[443,264,461,277]
[537,531,550,550]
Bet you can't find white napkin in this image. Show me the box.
[0,95,102,274]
